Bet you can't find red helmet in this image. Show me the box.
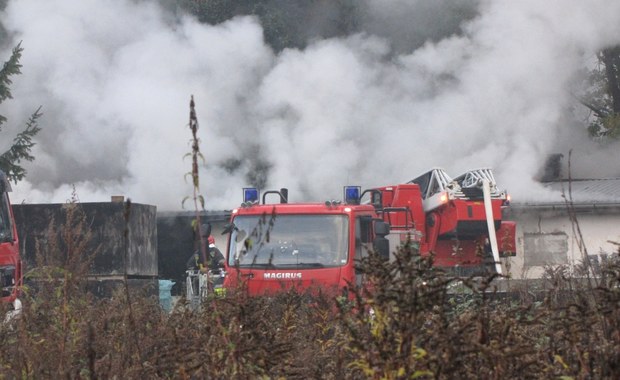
[208,236,215,245]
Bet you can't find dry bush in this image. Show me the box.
[2,209,620,379]
[342,238,620,379]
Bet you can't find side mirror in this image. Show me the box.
[221,223,237,235]
[373,220,390,261]
[374,221,390,237]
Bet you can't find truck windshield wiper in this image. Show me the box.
[237,262,325,269]
[238,262,277,269]
[282,263,325,268]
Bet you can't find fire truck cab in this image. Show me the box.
[222,187,389,296]
[0,170,22,319]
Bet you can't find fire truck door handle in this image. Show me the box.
[241,273,254,278]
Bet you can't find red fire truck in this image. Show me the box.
[0,170,22,319]
[370,168,516,274]
[222,168,516,296]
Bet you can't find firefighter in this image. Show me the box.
[186,225,225,272]
[205,235,225,270]
[185,225,226,300]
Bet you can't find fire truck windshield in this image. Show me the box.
[228,214,349,268]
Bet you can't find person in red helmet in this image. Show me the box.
[186,224,225,271]
[205,234,225,270]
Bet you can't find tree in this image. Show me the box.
[0,42,42,183]
[580,45,620,139]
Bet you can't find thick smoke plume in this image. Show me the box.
[1,0,620,210]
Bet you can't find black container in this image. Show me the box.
[13,201,158,297]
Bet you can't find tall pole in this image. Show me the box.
[189,96,207,266]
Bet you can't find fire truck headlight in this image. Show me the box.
[440,192,448,203]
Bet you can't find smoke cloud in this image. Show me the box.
[1,0,620,210]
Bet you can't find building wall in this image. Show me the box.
[12,201,159,298]
[504,205,620,279]
[13,202,158,277]
[12,203,231,281]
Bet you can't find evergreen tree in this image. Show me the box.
[0,42,42,182]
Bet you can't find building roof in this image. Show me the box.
[515,178,620,208]
[545,178,620,202]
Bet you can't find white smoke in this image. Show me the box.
[1,0,620,210]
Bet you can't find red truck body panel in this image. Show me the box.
[373,182,515,269]
[0,189,21,303]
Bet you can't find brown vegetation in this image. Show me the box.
[1,200,620,379]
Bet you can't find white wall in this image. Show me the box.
[504,205,620,279]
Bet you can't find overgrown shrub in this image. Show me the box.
[2,206,620,379]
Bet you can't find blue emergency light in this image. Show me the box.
[344,186,361,204]
[243,187,259,203]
